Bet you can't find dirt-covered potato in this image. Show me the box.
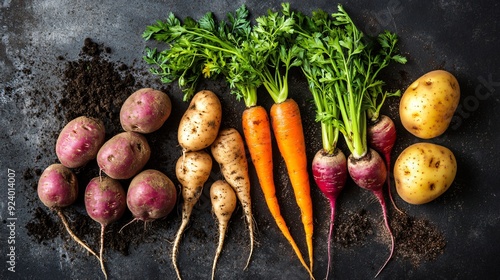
[399,70,460,139]
[120,88,172,134]
[96,131,151,179]
[37,164,79,209]
[56,116,106,168]
[178,90,222,151]
[394,142,457,204]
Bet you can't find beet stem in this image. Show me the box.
[372,190,394,278]
[56,210,99,259]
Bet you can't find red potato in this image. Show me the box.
[56,116,105,168]
[85,176,127,280]
[126,169,177,223]
[178,90,222,152]
[120,88,172,134]
[37,164,99,261]
[96,131,151,179]
[38,164,79,208]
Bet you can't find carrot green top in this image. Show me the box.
[142,4,304,108]
[142,5,260,107]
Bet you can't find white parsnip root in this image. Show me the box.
[211,128,255,269]
[172,150,213,280]
[210,180,237,280]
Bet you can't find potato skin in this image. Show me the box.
[127,169,177,221]
[178,90,222,151]
[37,164,78,209]
[394,142,457,205]
[120,88,171,134]
[56,116,106,168]
[399,70,460,139]
[96,131,151,179]
[84,176,126,226]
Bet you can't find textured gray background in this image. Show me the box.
[1,0,500,279]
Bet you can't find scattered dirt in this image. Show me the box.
[25,38,173,255]
[391,211,447,265]
[56,38,142,137]
[333,208,445,265]
[334,209,374,247]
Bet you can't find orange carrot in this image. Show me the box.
[242,105,313,277]
[270,98,314,273]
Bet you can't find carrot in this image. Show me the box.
[242,106,313,277]
[270,98,314,273]
[144,5,315,275]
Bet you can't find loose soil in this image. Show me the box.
[24,38,445,269]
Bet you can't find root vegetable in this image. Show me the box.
[242,105,312,276]
[210,180,237,280]
[367,115,402,213]
[296,6,405,277]
[172,150,213,280]
[38,164,99,260]
[394,142,457,204]
[400,70,460,139]
[120,88,172,134]
[177,90,222,152]
[84,176,127,280]
[125,169,177,223]
[56,116,105,168]
[270,99,314,272]
[97,131,151,179]
[347,149,394,278]
[211,128,254,269]
[311,148,347,279]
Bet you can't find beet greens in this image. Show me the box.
[295,4,406,278]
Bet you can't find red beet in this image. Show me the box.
[347,148,394,278]
[367,114,402,213]
[311,148,347,279]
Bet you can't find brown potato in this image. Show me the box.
[178,90,222,151]
[394,142,457,204]
[399,70,460,139]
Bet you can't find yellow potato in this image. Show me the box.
[394,142,457,204]
[178,90,222,151]
[400,70,460,139]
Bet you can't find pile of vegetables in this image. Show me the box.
[37,88,176,279]
[35,2,461,279]
[143,4,314,277]
[293,5,407,277]
[395,70,459,204]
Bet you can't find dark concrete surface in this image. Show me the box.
[1,0,500,279]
